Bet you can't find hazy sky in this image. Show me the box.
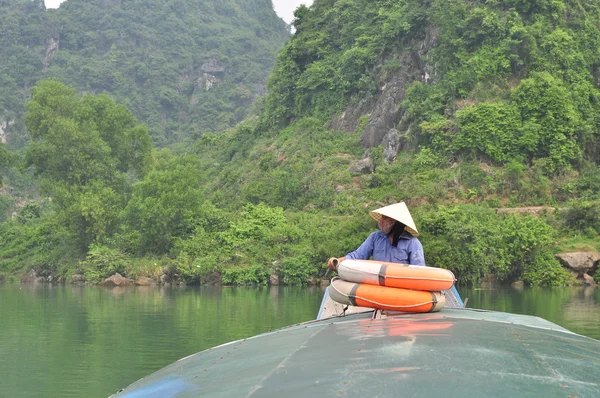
[44,0,314,24]
[44,0,63,8]
[273,0,313,24]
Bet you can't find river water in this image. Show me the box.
[0,283,598,397]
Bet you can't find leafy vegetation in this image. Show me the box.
[0,0,288,146]
[418,205,569,286]
[2,0,600,287]
[25,79,152,251]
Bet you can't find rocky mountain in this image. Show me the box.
[0,0,289,146]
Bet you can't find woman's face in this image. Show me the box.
[378,216,396,235]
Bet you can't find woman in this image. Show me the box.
[327,202,425,269]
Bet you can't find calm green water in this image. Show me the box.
[0,284,598,398]
[460,285,600,340]
[0,284,323,398]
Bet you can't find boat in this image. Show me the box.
[112,286,600,397]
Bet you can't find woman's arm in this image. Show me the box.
[345,232,376,261]
[327,232,377,270]
[408,239,425,266]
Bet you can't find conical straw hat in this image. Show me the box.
[369,202,419,237]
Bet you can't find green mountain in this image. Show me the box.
[196,0,600,212]
[188,0,600,284]
[0,0,288,146]
[265,0,600,168]
[2,0,600,287]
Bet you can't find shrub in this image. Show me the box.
[221,264,270,285]
[563,200,600,234]
[0,196,13,222]
[280,256,315,285]
[417,205,561,286]
[522,251,570,286]
[80,245,129,282]
[455,102,520,163]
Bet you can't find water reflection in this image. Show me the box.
[562,287,600,337]
[0,284,324,398]
[460,285,600,340]
[0,283,598,398]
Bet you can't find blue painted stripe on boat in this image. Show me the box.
[450,285,464,307]
[116,376,197,397]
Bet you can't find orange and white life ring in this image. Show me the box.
[329,278,446,313]
[336,259,455,291]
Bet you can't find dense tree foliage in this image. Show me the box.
[0,0,288,146]
[120,151,209,255]
[261,0,600,173]
[192,0,600,285]
[3,0,600,287]
[418,205,569,286]
[24,79,152,250]
[0,143,11,187]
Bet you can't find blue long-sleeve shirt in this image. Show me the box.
[345,230,425,266]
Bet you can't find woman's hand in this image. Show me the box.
[327,256,345,270]
[327,257,338,270]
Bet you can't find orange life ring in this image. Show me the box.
[329,278,446,313]
[336,259,455,291]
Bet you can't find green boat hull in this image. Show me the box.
[113,307,600,397]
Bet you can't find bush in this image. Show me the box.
[17,202,40,224]
[563,200,600,235]
[0,196,13,222]
[280,256,315,285]
[417,205,561,286]
[570,163,600,199]
[455,102,521,163]
[0,216,79,276]
[80,245,129,282]
[221,264,270,285]
[174,255,221,284]
[522,251,570,286]
[413,147,443,171]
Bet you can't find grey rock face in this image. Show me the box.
[348,157,374,174]
[382,128,409,163]
[43,37,59,72]
[332,28,439,155]
[555,252,600,273]
[330,98,376,133]
[201,59,225,76]
[360,83,406,149]
[101,273,134,286]
[135,276,157,286]
[21,270,45,284]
